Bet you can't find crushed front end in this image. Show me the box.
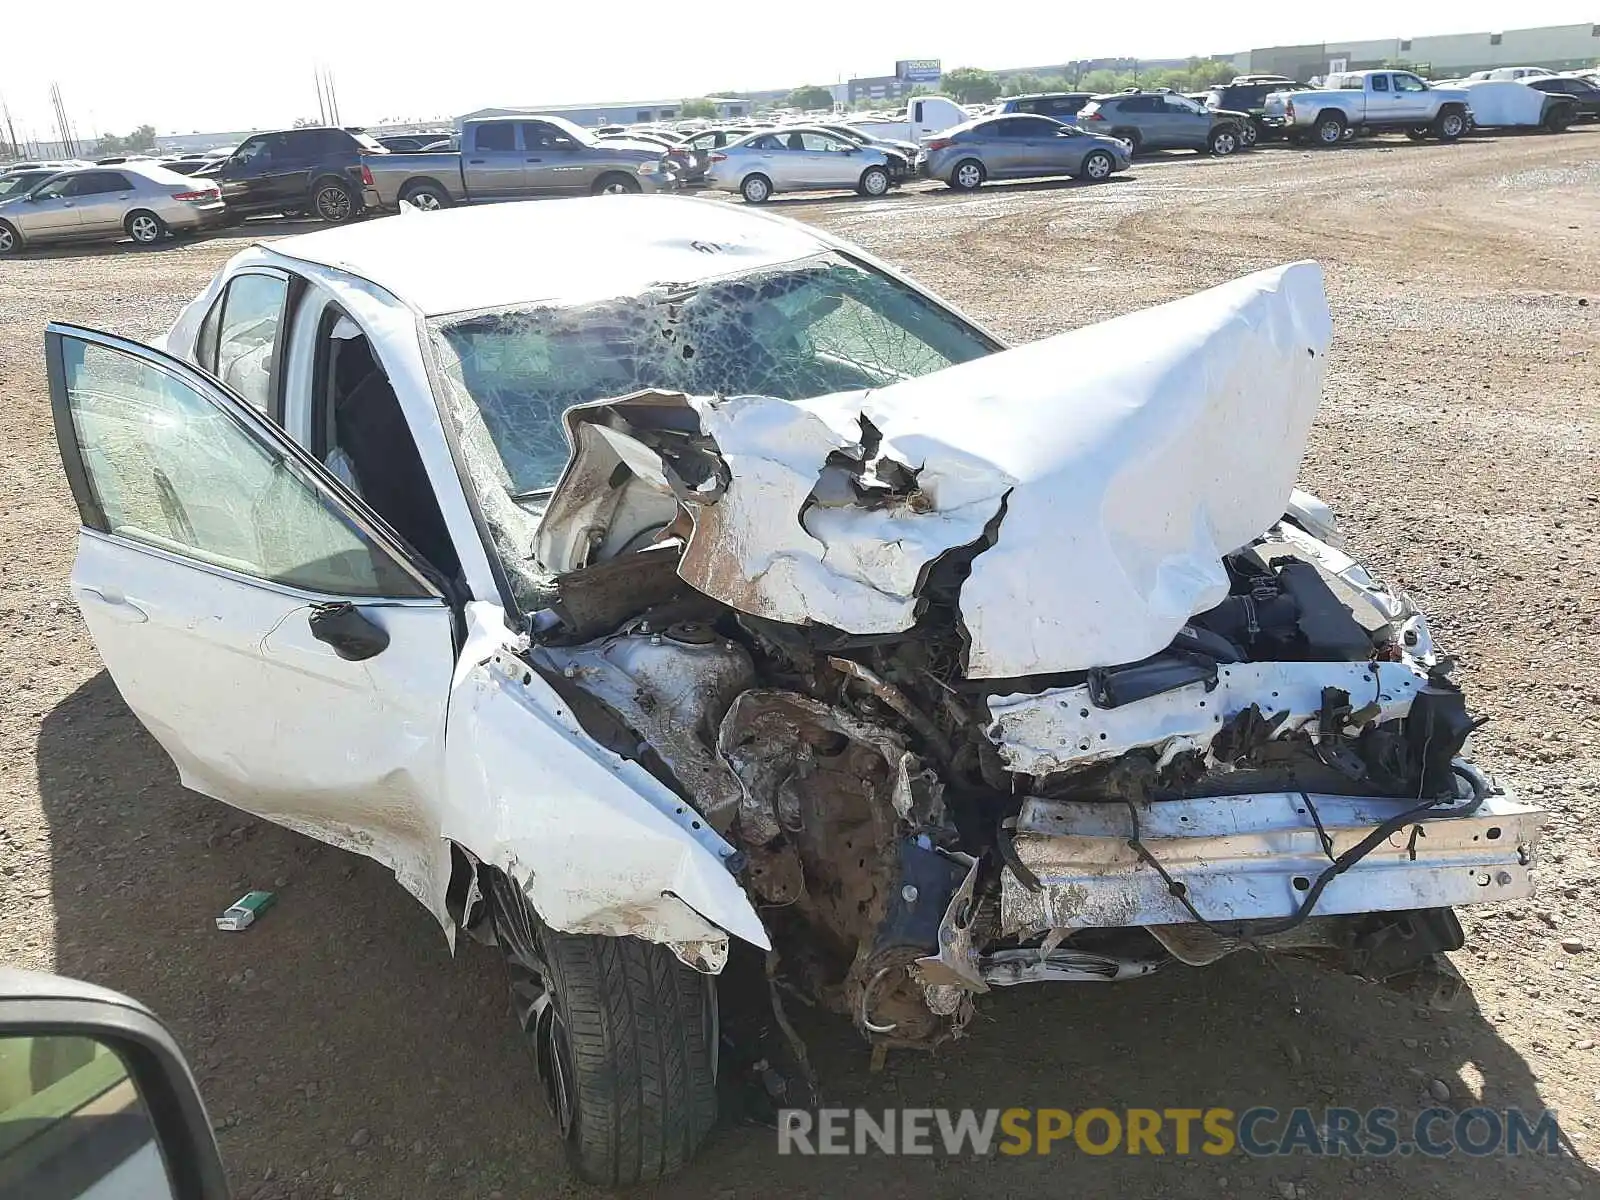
[442,261,1546,1051]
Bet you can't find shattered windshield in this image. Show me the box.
[429,253,996,499]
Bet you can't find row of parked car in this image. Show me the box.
[3,65,1596,252]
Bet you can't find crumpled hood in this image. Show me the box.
[540,262,1332,680]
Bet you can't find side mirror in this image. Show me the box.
[0,968,229,1199]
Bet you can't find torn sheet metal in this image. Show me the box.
[673,394,1011,633]
[442,612,769,953]
[999,789,1546,935]
[666,263,1331,675]
[531,622,754,833]
[986,660,1427,777]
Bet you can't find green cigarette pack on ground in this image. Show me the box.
[216,890,276,931]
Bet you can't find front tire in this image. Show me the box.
[313,180,357,223]
[857,165,890,196]
[948,158,985,191]
[592,173,642,196]
[125,210,167,245]
[740,173,772,203]
[1079,149,1115,181]
[0,220,19,256]
[1314,112,1347,146]
[1433,108,1467,141]
[1209,126,1239,156]
[506,925,718,1186]
[1543,104,1573,133]
[1239,119,1260,148]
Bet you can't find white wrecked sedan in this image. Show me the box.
[46,197,1544,1182]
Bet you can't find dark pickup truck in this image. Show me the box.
[212,126,384,223]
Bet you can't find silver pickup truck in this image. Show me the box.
[365,115,676,210]
[1262,70,1472,145]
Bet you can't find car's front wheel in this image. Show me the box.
[1208,126,1239,156]
[1434,108,1467,141]
[497,894,718,1185]
[593,173,643,196]
[857,165,891,196]
[0,220,20,256]
[1239,119,1260,148]
[1079,149,1115,181]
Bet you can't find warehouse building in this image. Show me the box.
[1244,22,1600,81]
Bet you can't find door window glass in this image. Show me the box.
[215,274,288,416]
[66,172,133,195]
[31,175,75,200]
[520,122,579,150]
[62,338,428,596]
[1370,75,1391,92]
[473,122,517,151]
[1393,74,1426,93]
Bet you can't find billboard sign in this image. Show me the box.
[895,59,942,83]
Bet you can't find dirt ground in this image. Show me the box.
[2,130,1598,1200]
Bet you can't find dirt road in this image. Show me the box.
[2,130,1597,1199]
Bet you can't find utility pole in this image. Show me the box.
[0,94,19,160]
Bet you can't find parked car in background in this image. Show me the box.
[3,158,90,171]
[683,127,754,155]
[815,123,920,158]
[1203,78,1314,143]
[922,113,1131,189]
[705,127,898,201]
[848,94,969,146]
[0,168,60,199]
[596,130,709,184]
[212,126,386,223]
[0,162,223,255]
[365,115,677,211]
[1000,92,1096,120]
[1075,91,1249,155]
[1525,74,1600,121]
[1264,71,1471,144]
[159,158,215,176]
[1466,66,1556,82]
[375,133,454,153]
[1447,79,1579,131]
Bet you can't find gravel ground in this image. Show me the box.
[1,129,1597,1200]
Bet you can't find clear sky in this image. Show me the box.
[5,2,1594,139]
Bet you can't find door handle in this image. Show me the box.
[468,158,485,164]
[78,587,148,623]
[526,157,543,162]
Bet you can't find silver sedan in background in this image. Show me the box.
[922,114,1132,191]
[0,162,224,255]
[705,127,898,203]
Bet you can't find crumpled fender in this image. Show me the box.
[441,604,769,954]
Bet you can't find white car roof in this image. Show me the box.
[260,195,835,317]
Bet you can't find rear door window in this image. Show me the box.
[473,122,518,152]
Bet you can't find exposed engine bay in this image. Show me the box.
[497,264,1544,1048]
